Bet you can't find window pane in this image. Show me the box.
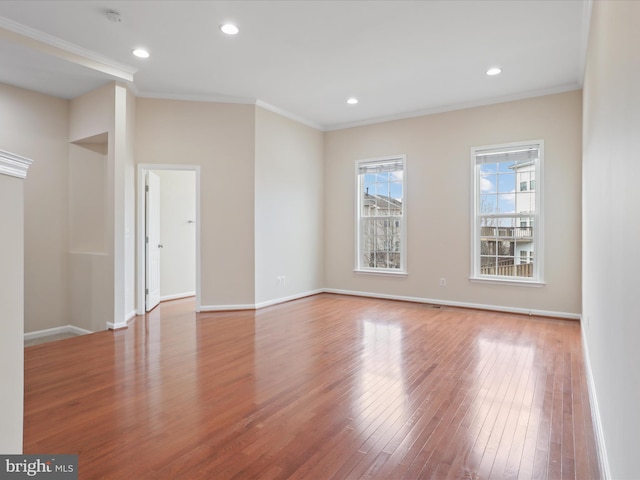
[480,175,497,194]
[498,193,516,213]
[497,172,515,193]
[478,214,535,278]
[480,195,497,214]
[498,240,513,256]
[479,163,497,174]
[480,239,494,255]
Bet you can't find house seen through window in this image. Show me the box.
[356,156,406,273]
[471,141,543,282]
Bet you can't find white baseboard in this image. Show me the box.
[200,288,580,319]
[200,289,323,312]
[322,288,581,319]
[106,321,127,330]
[160,292,196,302]
[581,322,611,479]
[107,310,139,330]
[24,324,93,340]
[254,289,324,309]
[199,303,256,312]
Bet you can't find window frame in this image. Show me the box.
[470,140,545,286]
[355,155,407,275]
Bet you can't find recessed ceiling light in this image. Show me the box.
[347,97,359,105]
[220,23,239,35]
[486,67,502,76]
[133,48,150,58]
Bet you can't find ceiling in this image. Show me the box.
[0,0,591,131]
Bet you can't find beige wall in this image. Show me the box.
[69,84,117,330]
[324,91,582,316]
[582,1,640,477]
[254,107,324,305]
[0,171,27,453]
[136,99,256,307]
[67,141,110,332]
[0,83,70,332]
[69,143,107,253]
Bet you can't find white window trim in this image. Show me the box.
[470,140,544,285]
[355,155,407,275]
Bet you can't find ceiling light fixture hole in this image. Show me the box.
[105,10,122,23]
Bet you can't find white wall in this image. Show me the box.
[254,107,324,305]
[582,1,640,478]
[0,167,28,453]
[154,170,196,300]
[324,91,583,316]
[136,99,256,307]
[124,87,137,320]
[0,82,70,333]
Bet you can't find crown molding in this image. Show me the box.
[255,100,324,131]
[0,149,33,179]
[134,92,324,131]
[325,83,582,131]
[0,16,136,82]
[135,90,255,105]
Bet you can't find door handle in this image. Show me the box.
[158,244,163,248]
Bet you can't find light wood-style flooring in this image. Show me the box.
[23,294,600,479]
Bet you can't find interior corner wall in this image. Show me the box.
[0,82,70,333]
[136,98,256,307]
[582,1,640,478]
[324,90,582,316]
[254,107,324,305]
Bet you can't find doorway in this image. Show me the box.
[137,164,201,314]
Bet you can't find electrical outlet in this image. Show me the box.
[439,278,446,287]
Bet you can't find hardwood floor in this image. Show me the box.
[23,294,600,479]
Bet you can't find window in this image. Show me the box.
[471,141,543,283]
[356,156,406,273]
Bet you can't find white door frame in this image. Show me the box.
[136,163,201,314]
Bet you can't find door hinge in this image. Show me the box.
[145,236,149,244]
[145,185,149,192]
[145,288,149,295]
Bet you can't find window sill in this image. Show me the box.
[469,276,545,287]
[355,269,408,277]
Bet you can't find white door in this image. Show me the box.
[145,171,161,311]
